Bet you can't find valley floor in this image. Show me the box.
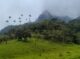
[0,38,80,59]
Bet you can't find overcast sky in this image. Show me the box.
[45,0,80,18]
[0,0,80,30]
[0,0,44,30]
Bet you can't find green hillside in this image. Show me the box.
[0,38,80,59]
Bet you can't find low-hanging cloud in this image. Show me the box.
[44,0,80,18]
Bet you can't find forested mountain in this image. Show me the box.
[0,15,80,44]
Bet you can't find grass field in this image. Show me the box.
[0,38,80,59]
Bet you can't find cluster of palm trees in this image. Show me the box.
[5,14,32,25]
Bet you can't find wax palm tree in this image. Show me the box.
[25,18,27,23]
[5,20,9,26]
[29,14,31,17]
[18,17,21,24]
[19,20,21,24]
[13,20,16,23]
[29,14,32,23]
[9,16,11,19]
[18,17,22,24]
[6,20,9,23]
[19,17,21,20]
[11,20,16,33]
[21,14,23,17]
[26,18,27,21]
[7,16,11,25]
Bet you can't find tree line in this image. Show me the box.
[1,17,80,44]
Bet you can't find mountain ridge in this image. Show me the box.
[37,10,72,22]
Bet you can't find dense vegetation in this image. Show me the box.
[0,17,80,44]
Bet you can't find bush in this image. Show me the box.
[0,35,9,44]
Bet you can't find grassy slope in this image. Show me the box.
[0,38,80,59]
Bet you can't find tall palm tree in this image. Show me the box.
[26,18,27,21]
[5,20,10,28]
[19,20,22,24]
[8,16,11,25]
[18,17,22,24]
[19,17,22,24]
[13,20,16,23]
[29,14,31,17]
[6,20,9,23]
[9,16,11,19]
[29,14,32,23]
[19,17,21,20]
[25,18,27,23]
[21,14,23,17]
[11,20,16,33]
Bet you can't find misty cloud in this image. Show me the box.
[0,0,80,30]
[44,0,80,18]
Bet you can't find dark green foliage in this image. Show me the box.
[1,17,80,44]
[15,29,31,42]
[0,35,10,44]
